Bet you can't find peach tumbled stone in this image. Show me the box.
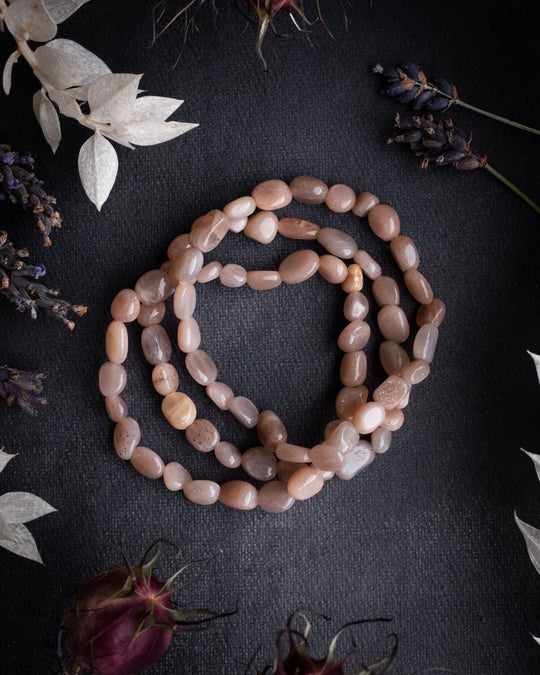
[177,317,201,353]
[167,233,191,260]
[275,442,310,463]
[327,420,359,454]
[318,255,348,284]
[163,462,191,491]
[185,349,217,386]
[317,227,358,259]
[130,446,164,479]
[340,350,367,387]
[246,271,282,291]
[325,184,356,212]
[352,191,380,217]
[244,211,278,244]
[99,362,127,397]
[396,391,410,410]
[105,395,128,422]
[105,321,128,364]
[137,302,166,327]
[367,204,400,241]
[390,235,419,271]
[372,276,400,307]
[223,196,256,219]
[353,402,386,434]
[289,176,328,204]
[220,264,247,288]
[324,419,342,440]
[258,481,295,513]
[371,427,392,454]
[278,460,307,482]
[171,248,204,284]
[278,217,320,240]
[186,418,220,453]
[206,382,234,410]
[336,442,375,480]
[343,291,369,321]
[215,441,242,469]
[241,447,277,481]
[189,210,229,252]
[197,261,222,284]
[111,289,140,322]
[341,264,363,293]
[377,305,410,343]
[416,298,446,328]
[337,319,370,352]
[381,408,404,431]
[404,268,433,305]
[309,443,346,472]
[335,385,368,421]
[174,282,196,320]
[162,392,196,430]
[257,410,287,450]
[413,324,439,363]
[287,467,324,500]
[400,360,430,386]
[141,325,172,365]
[152,363,179,396]
[219,481,258,510]
[279,250,319,284]
[373,375,409,410]
[184,480,220,505]
[252,179,292,210]
[135,269,172,305]
[228,217,248,233]
[352,250,382,280]
[379,340,409,376]
[229,396,259,428]
[113,417,140,460]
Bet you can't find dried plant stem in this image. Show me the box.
[484,163,540,215]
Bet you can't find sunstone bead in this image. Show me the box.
[152,363,179,396]
[400,360,430,386]
[413,324,439,363]
[185,419,220,452]
[190,210,229,252]
[111,288,140,322]
[278,217,320,239]
[258,481,295,513]
[372,276,400,307]
[246,271,282,290]
[206,382,234,410]
[353,250,382,280]
[309,443,346,472]
[343,291,369,321]
[170,248,204,284]
[185,350,217,386]
[105,396,128,422]
[325,184,356,213]
[336,442,375,480]
[197,261,222,283]
[287,467,324,500]
[316,227,358,259]
[241,446,277,481]
[337,319,370,352]
[167,233,191,260]
[220,264,247,288]
[223,196,256,219]
[381,408,404,431]
[135,269,172,305]
[368,204,400,241]
[279,250,319,284]
[141,325,172,365]
[257,410,287,450]
[99,362,127,397]
[252,179,292,210]
[162,392,196,430]
[327,420,359,454]
[229,396,259,428]
[335,386,368,421]
[340,351,367,387]
[184,480,220,505]
[275,442,310,463]
[353,402,386,434]
[390,235,419,271]
[105,321,128,364]
[215,441,242,469]
[277,460,307,482]
[218,481,258,510]
[377,305,410,343]
[352,191,379,217]
[163,462,191,491]
[379,340,409,376]
[244,211,278,244]
[371,427,392,454]
[177,317,201,353]
[137,302,166,327]
[341,264,363,293]
[173,282,196,319]
[113,417,140,460]
[130,447,164,479]
[318,255,348,284]
[404,268,433,304]
[416,298,446,327]
[373,375,409,410]
[289,176,328,205]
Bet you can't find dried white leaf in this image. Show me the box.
[4,0,57,42]
[117,120,198,146]
[533,634,540,646]
[515,513,540,576]
[522,449,540,485]
[42,0,90,23]
[0,450,17,473]
[34,38,111,90]
[0,513,13,541]
[78,132,118,210]
[47,88,83,121]
[99,125,134,149]
[88,73,142,124]
[32,89,62,153]
[0,491,57,524]
[0,522,44,564]
[62,84,89,100]
[527,351,540,385]
[129,96,183,123]
[3,49,19,95]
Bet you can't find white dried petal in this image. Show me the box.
[78,132,118,210]
[42,0,90,23]
[34,39,111,90]
[515,513,540,576]
[117,120,198,146]
[0,491,57,524]
[33,89,62,153]
[0,522,44,564]
[129,96,183,123]
[87,73,142,124]
[527,351,540,385]
[99,125,134,149]
[533,635,540,646]
[0,450,17,473]
[0,513,13,541]
[48,88,83,121]
[522,449,540,485]
[62,84,89,100]
[4,0,57,42]
[2,49,19,95]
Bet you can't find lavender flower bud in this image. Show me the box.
[0,365,46,415]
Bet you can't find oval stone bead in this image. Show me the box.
[309,443,346,471]
[185,349,217,386]
[223,196,256,219]
[324,419,342,440]
[337,319,371,352]
[335,385,368,421]
[343,291,369,321]
[279,250,319,284]
[105,395,127,422]
[229,396,259,428]
[340,351,367,387]
[257,410,287,450]
[371,427,392,454]
[278,217,319,240]
[325,184,356,212]
[152,362,179,395]
[137,302,166,327]
[275,442,310,463]
[173,282,196,319]
[277,460,307,482]
[252,179,292,210]
[111,289,140,322]
[413,324,439,363]
[390,235,419,271]
[316,227,358,259]
[241,447,277,481]
[219,481,258,510]
[396,391,410,410]
[377,305,410,343]
[246,271,282,290]
[206,382,234,410]
[379,341,409,376]
[184,480,220,505]
[258,481,295,513]
[135,270,172,305]
[99,362,127,397]
[162,392,196,430]
[215,441,242,469]
[177,317,201,353]
[171,248,204,284]
[400,359,430,386]
[167,233,191,260]
[105,321,128,364]
[189,210,229,252]
[327,420,359,454]
[404,268,433,304]
[228,217,247,233]
[186,419,220,452]
[381,408,404,431]
[352,191,379,217]
[130,446,164,479]
[220,264,247,288]
[141,325,172,365]
[353,402,386,434]
[373,375,409,410]
[289,175,328,204]
[416,298,446,328]
[336,441,375,480]
[163,462,191,491]
[113,417,140,460]
[367,204,400,241]
[318,255,348,284]
[353,250,382,280]
[372,276,400,307]
[341,264,363,293]
[197,261,222,284]
[244,211,278,244]
[287,467,324,500]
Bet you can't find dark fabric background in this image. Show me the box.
[1,1,540,673]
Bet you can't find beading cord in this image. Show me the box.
[98,177,446,513]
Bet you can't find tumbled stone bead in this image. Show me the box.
[337,319,370,352]
[416,298,446,328]
[258,481,295,513]
[371,427,392,454]
[404,268,433,304]
[223,196,256,219]
[336,385,368,421]
[341,264,363,293]
[340,350,367,387]
[130,446,164,479]
[177,317,201,353]
[320,470,335,480]
[218,481,258,510]
[171,248,204,284]
[317,227,358,259]
[160,260,173,275]
[318,255,348,284]
[377,305,410,343]
[241,447,277,481]
[413,324,439,363]
[336,441,375,480]
[113,417,140,460]
[167,233,191,260]
[220,263,247,288]
[244,211,278,244]
[368,204,400,241]
[162,392,196,429]
[246,270,282,290]
[310,443,346,471]
[257,410,287,450]
[278,217,319,240]
[343,291,369,321]
[279,250,319,284]
[396,391,410,410]
[381,408,404,431]
[135,270,172,305]
[372,276,400,307]
[163,462,191,491]
[324,419,342,440]
[105,395,128,422]
[379,341,409,376]
[373,375,409,410]
[390,235,419,271]
[111,289,140,322]
[215,441,242,469]
[137,302,166,327]
[186,418,220,452]
[197,261,222,284]
[352,250,382,280]
[327,420,359,454]
[206,382,234,410]
[290,175,328,204]
[400,360,430,386]
[141,325,172,365]
[99,362,127,397]
[106,321,128,364]
[228,217,247,233]
[325,184,356,212]
[152,362,179,395]
[229,396,259,428]
[185,349,217,386]
[173,282,196,319]
[190,210,229,252]
[252,179,292,210]
[353,402,386,434]
[275,442,310,463]
[277,460,307,482]
[287,467,324,500]
[352,191,380,217]
[184,480,220,505]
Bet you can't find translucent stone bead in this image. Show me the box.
[177,317,201,353]
[372,276,400,307]
[167,233,191,260]
[316,227,358,259]
[353,402,386,434]
[371,427,392,454]
[152,363,179,396]
[244,211,278,244]
[275,442,310,463]
[379,341,409,376]
[277,460,307,482]
[206,382,234,410]
[340,351,367,387]
[289,176,328,204]
[185,349,217,385]
[135,270,173,305]
[279,250,319,284]
[413,324,439,363]
[241,447,277,481]
[186,419,220,452]
[197,261,222,284]
[105,396,127,422]
[309,443,346,472]
[335,386,368,421]
[99,362,127,397]
[141,325,172,365]
[396,391,410,410]
[320,470,335,481]
[367,204,400,241]
[400,360,430,386]
[352,191,379,217]
[404,268,433,304]
[228,217,247,233]
[287,467,324,500]
[246,271,282,290]
[163,462,191,491]
[220,264,247,288]
[416,298,446,327]
[343,291,369,321]
[327,420,359,454]
[337,319,370,352]
[171,248,204,284]
[341,264,363,293]
[381,408,404,431]
[258,481,295,513]
[190,210,229,252]
[257,410,287,450]
[336,442,375,480]
[219,481,258,510]
[373,375,409,410]
[390,235,419,271]
[162,392,196,429]
[229,396,259,428]
[113,417,140,460]
[105,321,128,364]
[353,250,382,280]
[318,255,348,284]
[111,289,140,322]
[325,184,356,212]
[324,419,342,440]
[173,282,196,319]
[278,217,319,239]
[377,305,410,343]
[223,196,256,219]
[252,179,292,210]
[215,441,242,469]
[130,447,164,479]
[184,480,220,505]
[137,302,166,327]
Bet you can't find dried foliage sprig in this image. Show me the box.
[0,364,45,414]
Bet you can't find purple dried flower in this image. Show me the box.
[0,365,46,415]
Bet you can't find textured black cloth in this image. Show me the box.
[1,1,540,673]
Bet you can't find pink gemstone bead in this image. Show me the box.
[184,480,220,505]
[141,325,172,365]
[278,217,320,239]
[325,184,356,212]
[373,375,409,410]
[163,462,191,491]
[223,196,256,219]
[367,204,400,241]
[113,417,140,460]
[381,408,404,431]
[252,179,292,210]
[244,211,278,244]
[343,291,369,321]
[309,443,346,471]
[206,382,234,410]
[167,233,191,260]
[137,302,166,327]
[185,350,217,386]
[246,271,282,290]
[337,319,371,352]
[186,418,220,452]
[171,248,204,284]
[353,250,382,280]
[258,481,295,513]
[241,446,277,481]
[173,282,196,319]
[400,360,430,386]
[352,191,379,217]
[316,227,358,259]
[379,341,409,376]
[287,467,324,500]
[353,402,386,434]
[413,324,439,363]
[327,420,359,454]
[152,363,179,395]
[197,261,222,283]
[318,255,348,284]
[135,270,173,305]
[336,442,375,480]
[190,210,229,252]
[335,386,368,421]
[215,441,242,469]
[219,481,258,510]
[279,250,319,284]
[277,460,307,482]
[111,289,140,322]
[229,396,259,428]
[105,321,128,364]
[275,442,311,463]
[228,217,247,233]
[289,176,328,204]
[105,396,128,422]
[416,298,446,327]
[390,235,420,271]
[220,264,247,288]
[377,305,410,343]
[130,446,164,479]
[99,362,127,397]
[340,351,367,387]
[371,427,392,454]
[372,276,400,307]
[404,268,434,305]
[257,410,287,450]
[177,317,201,353]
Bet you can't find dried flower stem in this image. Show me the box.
[484,163,540,215]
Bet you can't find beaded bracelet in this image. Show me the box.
[98,177,445,513]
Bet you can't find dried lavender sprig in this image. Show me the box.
[0,365,45,415]
[388,114,540,216]
[0,231,87,328]
[374,63,540,136]
[0,145,62,246]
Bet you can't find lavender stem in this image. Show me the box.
[484,163,540,216]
